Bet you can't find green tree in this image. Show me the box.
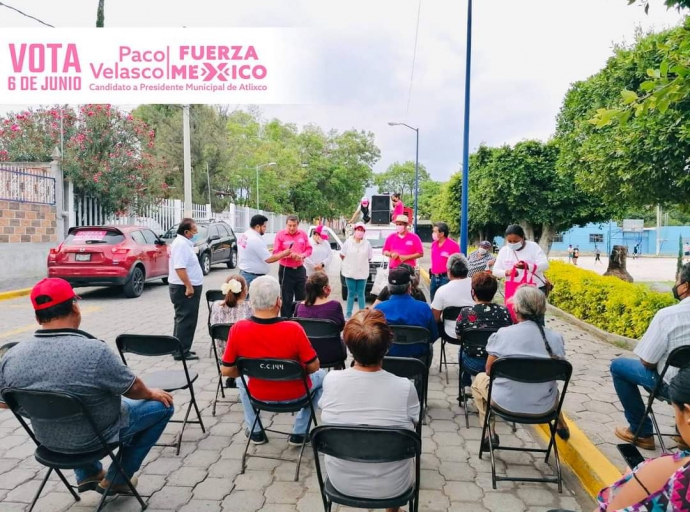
[96,0,105,27]
[374,161,431,205]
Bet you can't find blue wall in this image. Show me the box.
[493,222,690,256]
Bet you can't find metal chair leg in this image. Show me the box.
[54,468,80,501]
[28,468,56,512]
[650,408,667,453]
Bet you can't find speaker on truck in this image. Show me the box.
[371,194,390,212]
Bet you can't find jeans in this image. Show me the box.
[430,274,449,302]
[240,271,264,298]
[169,284,203,353]
[610,357,669,437]
[238,369,326,435]
[74,398,174,484]
[460,349,487,387]
[345,278,366,317]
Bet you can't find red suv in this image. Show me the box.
[47,225,170,298]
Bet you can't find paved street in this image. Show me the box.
[0,257,592,512]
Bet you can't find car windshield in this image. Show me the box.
[365,229,395,249]
[162,224,209,241]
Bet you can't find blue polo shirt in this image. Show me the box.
[375,294,438,357]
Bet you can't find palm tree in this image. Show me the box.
[96,0,104,27]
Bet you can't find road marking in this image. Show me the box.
[0,305,103,340]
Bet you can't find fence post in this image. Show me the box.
[229,203,236,230]
[173,199,183,224]
[206,203,212,220]
[67,181,75,231]
[50,151,65,241]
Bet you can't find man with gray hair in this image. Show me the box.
[374,266,437,360]
[273,215,312,317]
[431,253,475,339]
[221,276,325,446]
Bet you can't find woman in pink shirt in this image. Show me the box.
[391,193,404,221]
[382,215,424,270]
[429,222,461,300]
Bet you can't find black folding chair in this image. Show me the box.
[0,341,19,359]
[1,388,147,512]
[388,325,433,368]
[210,323,236,416]
[458,328,499,428]
[311,425,421,512]
[116,334,205,456]
[205,289,226,357]
[237,357,319,481]
[382,356,428,434]
[438,306,463,384]
[479,357,573,492]
[633,345,690,453]
[291,318,347,370]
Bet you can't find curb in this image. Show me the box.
[0,288,32,302]
[546,303,638,350]
[419,267,430,284]
[532,415,621,498]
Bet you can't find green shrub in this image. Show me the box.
[545,261,676,339]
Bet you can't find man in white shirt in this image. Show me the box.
[168,218,204,361]
[611,263,690,450]
[238,215,291,293]
[431,253,475,338]
[305,225,333,277]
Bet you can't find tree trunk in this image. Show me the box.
[96,0,105,27]
[603,245,634,282]
[539,224,556,256]
[519,221,535,241]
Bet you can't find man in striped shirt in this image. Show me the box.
[610,263,690,450]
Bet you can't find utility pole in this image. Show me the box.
[459,0,473,254]
[183,105,192,218]
[206,162,212,207]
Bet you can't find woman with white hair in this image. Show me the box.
[471,285,569,451]
[431,253,475,339]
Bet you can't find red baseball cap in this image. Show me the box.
[314,225,329,240]
[30,278,79,311]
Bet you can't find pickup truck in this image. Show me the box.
[308,224,396,300]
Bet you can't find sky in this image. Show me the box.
[0,0,685,184]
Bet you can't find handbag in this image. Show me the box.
[504,260,536,322]
[371,260,389,296]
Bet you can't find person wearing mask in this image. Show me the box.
[340,222,373,318]
[429,222,461,301]
[349,197,371,225]
[493,224,550,293]
[295,271,346,331]
[431,254,475,339]
[382,215,424,271]
[238,214,292,294]
[305,225,333,277]
[467,241,496,278]
[273,215,313,317]
[372,263,427,307]
[390,193,404,222]
[319,309,419,511]
[168,218,204,361]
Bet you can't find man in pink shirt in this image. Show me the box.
[429,221,461,300]
[383,214,424,271]
[273,215,313,317]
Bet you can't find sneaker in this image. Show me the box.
[96,476,138,496]
[245,430,267,445]
[288,433,309,447]
[614,426,655,450]
[77,470,106,493]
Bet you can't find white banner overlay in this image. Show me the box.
[0,28,321,104]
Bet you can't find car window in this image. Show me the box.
[64,229,125,245]
[217,224,230,237]
[161,226,177,239]
[130,230,147,245]
[196,225,209,241]
[142,229,159,245]
[208,225,219,239]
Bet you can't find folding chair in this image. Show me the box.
[311,425,421,512]
[116,334,205,456]
[209,323,236,416]
[237,357,319,481]
[458,328,499,428]
[205,289,226,357]
[0,341,19,359]
[438,306,463,384]
[388,325,432,408]
[479,357,572,492]
[291,318,347,370]
[382,356,428,434]
[633,345,690,453]
[1,388,147,512]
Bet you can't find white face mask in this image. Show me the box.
[478,248,487,255]
[432,232,439,241]
[507,241,524,251]
[396,225,406,234]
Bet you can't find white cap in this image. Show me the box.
[394,214,409,224]
[361,197,368,203]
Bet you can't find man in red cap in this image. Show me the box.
[0,278,174,496]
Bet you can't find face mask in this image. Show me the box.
[673,283,687,301]
[191,234,200,243]
[507,241,523,251]
[432,232,439,241]
[354,231,364,240]
[396,225,406,234]
[478,248,487,255]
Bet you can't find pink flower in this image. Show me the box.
[10,125,20,131]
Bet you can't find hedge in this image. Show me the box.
[545,261,676,339]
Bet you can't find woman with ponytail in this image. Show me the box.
[471,285,568,451]
[210,275,252,353]
[294,271,346,331]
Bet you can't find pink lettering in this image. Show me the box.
[9,44,26,72]
[8,43,80,73]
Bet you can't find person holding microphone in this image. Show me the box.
[273,215,313,317]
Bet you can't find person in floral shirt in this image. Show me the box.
[455,272,512,388]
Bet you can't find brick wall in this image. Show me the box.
[0,200,57,244]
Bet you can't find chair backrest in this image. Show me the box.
[667,345,690,369]
[210,323,234,343]
[461,328,498,354]
[440,306,464,341]
[1,388,84,421]
[291,317,346,365]
[389,325,430,347]
[237,357,307,383]
[0,341,19,360]
[206,289,225,312]
[116,334,183,359]
[382,356,427,404]
[490,357,572,385]
[311,425,420,463]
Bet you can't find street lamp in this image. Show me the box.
[255,162,276,210]
[388,122,419,232]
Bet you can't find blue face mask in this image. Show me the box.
[188,232,200,243]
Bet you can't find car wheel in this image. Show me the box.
[227,249,238,269]
[341,283,348,300]
[124,266,145,298]
[200,252,211,275]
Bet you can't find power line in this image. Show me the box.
[405,0,422,118]
[0,1,54,27]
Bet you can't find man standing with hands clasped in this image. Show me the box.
[273,215,313,317]
[168,218,204,361]
[383,214,424,271]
